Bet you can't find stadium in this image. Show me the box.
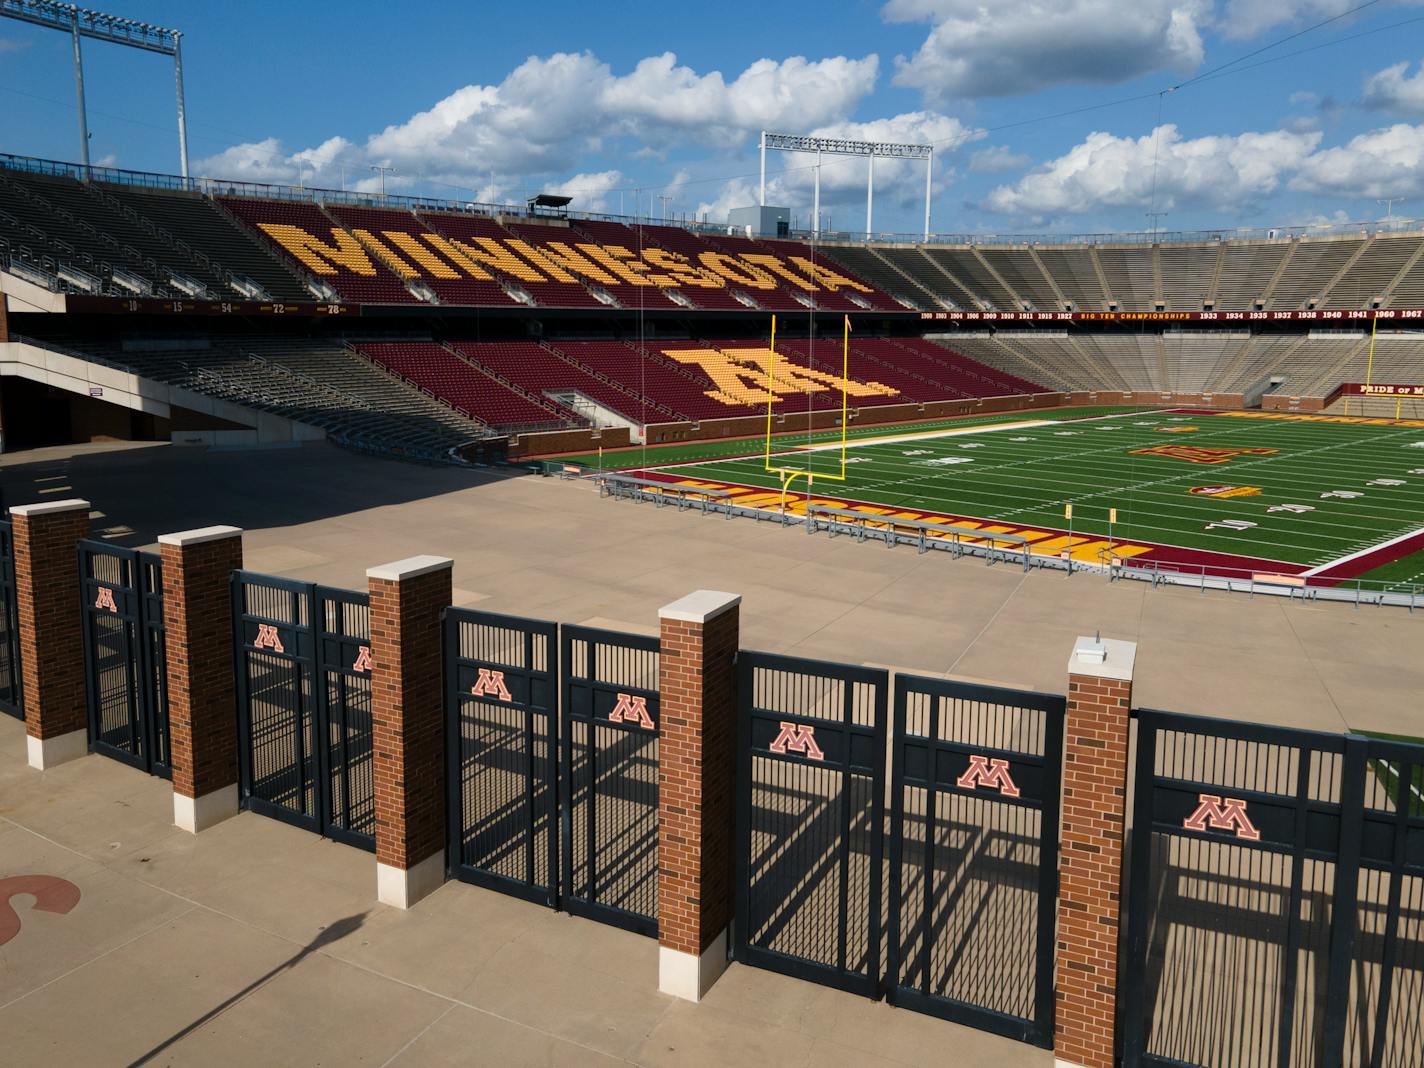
[0,3,1421,1068]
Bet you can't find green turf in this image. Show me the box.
[551,405,1161,469]
[636,410,1424,570]
[1354,547,1424,590]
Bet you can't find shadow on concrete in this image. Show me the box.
[0,441,529,548]
[125,911,370,1067]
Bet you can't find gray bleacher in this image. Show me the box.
[1267,237,1365,310]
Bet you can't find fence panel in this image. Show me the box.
[1123,710,1424,1068]
[887,674,1063,1047]
[734,650,888,997]
[561,624,660,936]
[445,608,559,907]
[78,541,169,777]
[233,571,372,850]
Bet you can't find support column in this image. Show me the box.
[0,293,10,342]
[1055,635,1136,1068]
[12,500,91,769]
[657,589,741,1002]
[160,526,243,831]
[368,555,452,909]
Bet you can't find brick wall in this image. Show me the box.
[13,505,90,739]
[162,533,243,799]
[369,565,450,870]
[1055,671,1133,1068]
[657,605,739,956]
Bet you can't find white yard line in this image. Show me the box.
[1300,526,1424,576]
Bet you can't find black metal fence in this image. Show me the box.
[887,675,1063,1047]
[445,608,559,906]
[78,541,169,776]
[1124,710,1424,1068]
[734,651,888,997]
[561,624,660,936]
[232,572,374,851]
[0,520,22,720]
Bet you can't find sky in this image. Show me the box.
[2,0,1424,237]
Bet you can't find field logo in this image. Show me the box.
[0,875,81,947]
[351,646,372,673]
[471,668,512,701]
[253,624,285,653]
[1156,426,1200,433]
[1130,444,1279,465]
[609,693,654,729]
[956,755,1021,798]
[1183,793,1260,841]
[769,721,825,761]
[93,587,118,613]
[1189,485,1261,499]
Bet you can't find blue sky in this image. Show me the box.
[2,0,1424,236]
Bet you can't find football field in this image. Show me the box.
[611,408,1424,583]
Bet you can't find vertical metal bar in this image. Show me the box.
[545,623,560,904]
[523,626,536,887]
[1367,755,1413,1067]
[919,684,940,994]
[76,545,98,751]
[924,151,933,241]
[759,132,766,208]
[586,638,598,905]
[232,575,253,806]
[867,671,887,994]
[733,655,754,962]
[1036,698,1066,1041]
[173,32,190,181]
[70,16,90,174]
[1273,743,1316,1068]
[865,154,874,239]
[444,609,462,878]
[836,674,853,974]
[813,151,821,238]
[1120,711,1160,1061]
[1321,733,1369,1067]
[887,676,908,999]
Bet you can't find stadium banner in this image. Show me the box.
[919,308,1424,323]
[1339,383,1424,397]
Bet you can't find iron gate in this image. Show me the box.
[445,608,558,906]
[734,650,888,996]
[0,520,22,720]
[1124,710,1424,1068]
[886,674,1063,1046]
[561,624,660,936]
[233,572,374,851]
[78,541,169,776]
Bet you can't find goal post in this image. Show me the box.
[763,314,853,508]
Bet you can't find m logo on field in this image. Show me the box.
[93,587,118,613]
[1183,793,1260,841]
[351,645,372,673]
[1130,444,1279,465]
[768,721,825,760]
[956,754,1021,798]
[471,668,512,701]
[608,692,655,729]
[253,624,285,653]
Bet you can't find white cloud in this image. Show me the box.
[969,145,1031,173]
[1290,122,1424,199]
[1363,60,1424,115]
[887,0,1208,100]
[542,170,626,214]
[1215,0,1412,41]
[197,49,879,202]
[984,123,1320,217]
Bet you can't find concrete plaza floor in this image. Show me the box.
[1,439,1421,1066]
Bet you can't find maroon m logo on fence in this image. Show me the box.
[608,692,654,729]
[471,668,512,701]
[351,645,372,673]
[769,721,825,761]
[94,587,118,613]
[1182,793,1260,841]
[253,624,284,653]
[956,754,1021,798]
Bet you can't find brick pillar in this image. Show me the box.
[368,555,452,909]
[159,526,243,832]
[0,294,9,343]
[1055,635,1137,1068]
[11,499,91,769]
[657,589,741,1002]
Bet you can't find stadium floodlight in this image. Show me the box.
[760,131,933,241]
[0,1,189,178]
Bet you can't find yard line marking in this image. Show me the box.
[1301,526,1424,576]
